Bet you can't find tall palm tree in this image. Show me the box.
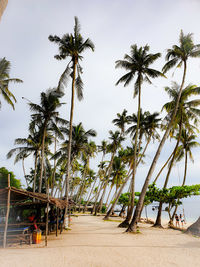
[29,88,65,193]
[0,58,22,109]
[116,45,162,225]
[154,83,200,227]
[129,31,200,232]
[49,17,95,211]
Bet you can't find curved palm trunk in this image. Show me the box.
[105,185,113,208]
[78,163,88,212]
[22,158,28,187]
[104,169,133,220]
[170,150,188,224]
[84,154,105,213]
[33,151,39,193]
[153,151,174,184]
[128,62,187,232]
[97,153,115,213]
[93,181,104,214]
[83,177,98,213]
[154,122,182,227]
[64,59,77,223]
[182,151,188,186]
[137,136,151,166]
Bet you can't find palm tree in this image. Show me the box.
[116,45,162,225]
[154,83,200,227]
[49,17,95,212]
[128,31,200,232]
[112,109,129,136]
[175,130,200,186]
[7,128,43,191]
[0,58,22,109]
[29,88,65,193]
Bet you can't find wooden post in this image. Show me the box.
[56,208,58,237]
[3,174,11,248]
[45,182,49,246]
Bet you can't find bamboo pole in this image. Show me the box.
[3,174,11,248]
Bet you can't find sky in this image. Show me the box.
[1,0,200,192]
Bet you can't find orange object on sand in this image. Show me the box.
[32,230,41,244]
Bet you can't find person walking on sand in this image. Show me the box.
[175,214,180,228]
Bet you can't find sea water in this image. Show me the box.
[141,195,200,224]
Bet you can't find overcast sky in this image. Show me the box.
[1,0,200,191]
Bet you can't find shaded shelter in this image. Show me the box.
[0,186,74,247]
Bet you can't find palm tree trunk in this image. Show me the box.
[97,153,115,213]
[78,163,88,212]
[33,152,39,193]
[182,151,188,186]
[128,61,187,232]
[127,77,141,226]
[22,158,28,187]
[64,59,77,222]
[93,181,104,215]
[39,122,47,193]
[104,169,133,221]
[105,185,113,208]
[154,122,182,227]
[83,177,98,212]
[51,134,57,196]
[137,136,151,166]
[153,151,174,183]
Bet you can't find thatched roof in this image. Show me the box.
[0,187,74,209]
[185,217,200,236]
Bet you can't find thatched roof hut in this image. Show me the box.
[0,187,74,209]
[185,217,200,236]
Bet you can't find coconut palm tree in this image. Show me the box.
[49,17,95,210]
[0,58,22,109]
[154,83,200,227]
[129,31,200,232]
[7,128,44,191]
[116,44,162,226]
[112,109,129,136]
[29,88,65,193]
[175,129,200,186]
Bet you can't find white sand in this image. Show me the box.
[0,215,200,267]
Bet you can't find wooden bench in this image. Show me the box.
[0,227,32,245]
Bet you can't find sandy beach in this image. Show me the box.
[0,215,200,267]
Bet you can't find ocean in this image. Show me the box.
[141,195,200,224]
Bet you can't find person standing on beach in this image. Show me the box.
[180,214,185,228]
[175,214,180,227]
